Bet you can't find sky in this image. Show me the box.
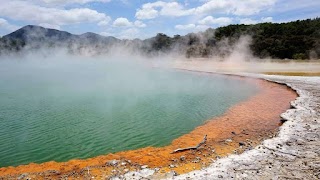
[0,0,319,39]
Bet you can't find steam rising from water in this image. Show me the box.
[0,52,261,167]
[0,24,318,169]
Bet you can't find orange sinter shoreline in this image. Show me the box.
[0,74,297,179]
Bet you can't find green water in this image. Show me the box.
[0,59,259,167]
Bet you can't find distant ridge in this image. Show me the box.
[1,18,320,59]
[3,25,120,44]
[3,25,74,42]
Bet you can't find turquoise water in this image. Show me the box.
[0,59,259,167]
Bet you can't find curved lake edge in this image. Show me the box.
[0,72,298,179]
[171,73,320,179]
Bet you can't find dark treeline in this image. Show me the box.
[216,18,320,59]
[0,18,319,59]
[146,18,320,59]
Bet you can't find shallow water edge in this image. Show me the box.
[169,74,320,180]
[0,73,298,179]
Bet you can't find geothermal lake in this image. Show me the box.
[0,58,259,167]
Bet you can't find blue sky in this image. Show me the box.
[0,0,319,39]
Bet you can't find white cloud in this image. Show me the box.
[158,1,194,17]
[0,1,110,28]
[194,0,232,15]
[38,23,61,30]
[0,18,19,32]
[261,16,273,22]
[119,28,140,39]
[39,0,111,5]
[136,1,193,20]
[195,0,276,16]
[134,20,146,28]
[97,19,111,26]
[174,16,232,33]
[113,18,132,27]
[239,18,258,25]
[175,24,196,30]
[198,16,233,26]
[136,0,276,19]
[231,0,276,16]
[174,23,209,33]
[135,7,158,20]
[99,27,141,39]
[113,18,146,28]
[194,25,210,32]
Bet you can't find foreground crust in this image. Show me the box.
[172,74,320,180]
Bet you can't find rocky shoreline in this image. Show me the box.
[167,74,320,179]
[105,74,320,180]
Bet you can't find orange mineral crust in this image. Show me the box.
[0,76,297,179]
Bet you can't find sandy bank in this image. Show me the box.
[0,72,297,179]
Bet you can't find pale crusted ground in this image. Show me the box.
[167,74,320,180]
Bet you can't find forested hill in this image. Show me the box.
[0,18,319,59]
[215,18,320,59]
[148,18,320,59]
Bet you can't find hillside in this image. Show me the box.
[215,18,320,59]
[0,18,319,59]
[148,18,320,59]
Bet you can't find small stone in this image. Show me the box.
[239,142,246,146]
[218,175,223,178]
[180,156,186,161]
[280,119,287,123]
[18,173,28,180]
[141,165,148,169]
[106,160,120,167]
[121,162,127,166]
[225,139,232,143]
[192,157,201,163]
[231,131,236,135]
[246,146,253,151]
[172,171,178,176]
[171,159,178,162]
[154,168,160,172]
[169,164,175,168]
